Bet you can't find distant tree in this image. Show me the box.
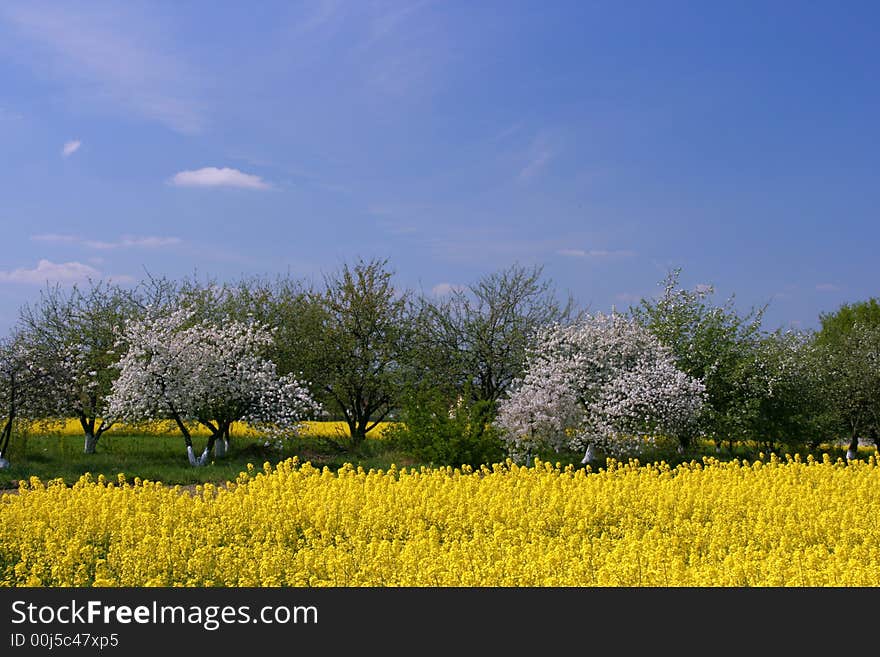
[107,307,318,466]
[815,298,880,348]
[17,280,136,453]
[814,299,880,458]
[0,331,52,468]
[417,263,575,414]
[298,258,413,447]
[631,269,767,448]
[495,312,705,464]
[738,330,828,452]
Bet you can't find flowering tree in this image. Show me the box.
[18,280,135,453]
[495,312,705,463]
[106,308,319,466]
[0,331,54,469]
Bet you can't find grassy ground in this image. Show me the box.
[0,431,417,489]
[0,427,872,490]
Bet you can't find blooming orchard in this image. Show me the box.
[106,308,318,465]
[496,312,706,462]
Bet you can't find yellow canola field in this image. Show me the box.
[26,419,394,439]
[2,454,880,587]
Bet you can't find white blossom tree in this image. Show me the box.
[18,280,135,453]
[106,308,319,466]
[495,312,706,464]
[0,331,54,469]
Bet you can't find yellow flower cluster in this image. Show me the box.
[24,419,393,440]
[2,454,879,587]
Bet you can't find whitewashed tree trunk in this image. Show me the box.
[677,444,685,455]
[84,434,97,454]
[187,445,198,466]
[0,457,10,469]
[846,447,857,461]
[213,437,228,458]
[581,444,595,465]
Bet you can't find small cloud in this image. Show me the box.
[83,236,182,250]
[519,149,552,181]
[31,233,79,243]
[169,167,270,190]
[62,140,81,157]
[31,234,181,249]
[0,259,100,285]
[615,292,641,304]
[0,107,23,121]
[431,283,464,297]
[816,283,839,292]
[695,283,713,294]
[557,248,635,258]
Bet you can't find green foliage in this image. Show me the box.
[306,258,415,446]
[385,387,505,468]
[631,269,768,445]
[735,330,829,450]
[816,298,880,347]
[813,300,880,451]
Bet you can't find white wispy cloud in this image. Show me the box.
[0,106,23,121]
[431,282,464,297]
[2,3,204,133]
[31,233,78,243]
[557,248,635,258]
[83,236,182,250]
[695,283,714,294]
[0,259,100,284]
[61,139,81,157]
[519,148,553,181]
[169,167,271,190]
[816,283,839,292]
[31,234,181,249]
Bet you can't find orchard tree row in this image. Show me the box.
[0,259,878,468]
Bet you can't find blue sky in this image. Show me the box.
[1,0,878,336]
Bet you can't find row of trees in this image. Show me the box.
[1,260,878,468]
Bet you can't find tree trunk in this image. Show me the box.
[846,426,859,461]
[350,420,367,448]
[169,412,209,467]
[213,425,229,458]
[84,432,97,454]
[1,375,15,465]
[581,444,595,466]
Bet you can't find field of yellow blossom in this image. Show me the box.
[26,419,394,440]
[2,453,879,587]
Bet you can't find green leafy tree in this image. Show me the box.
[306,258,414,447]
[815,299,880,458]
[632,269,767,449]
[737,330,828,452]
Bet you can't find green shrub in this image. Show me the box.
[386,388,505,468]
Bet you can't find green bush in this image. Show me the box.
[386,388,505,468]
